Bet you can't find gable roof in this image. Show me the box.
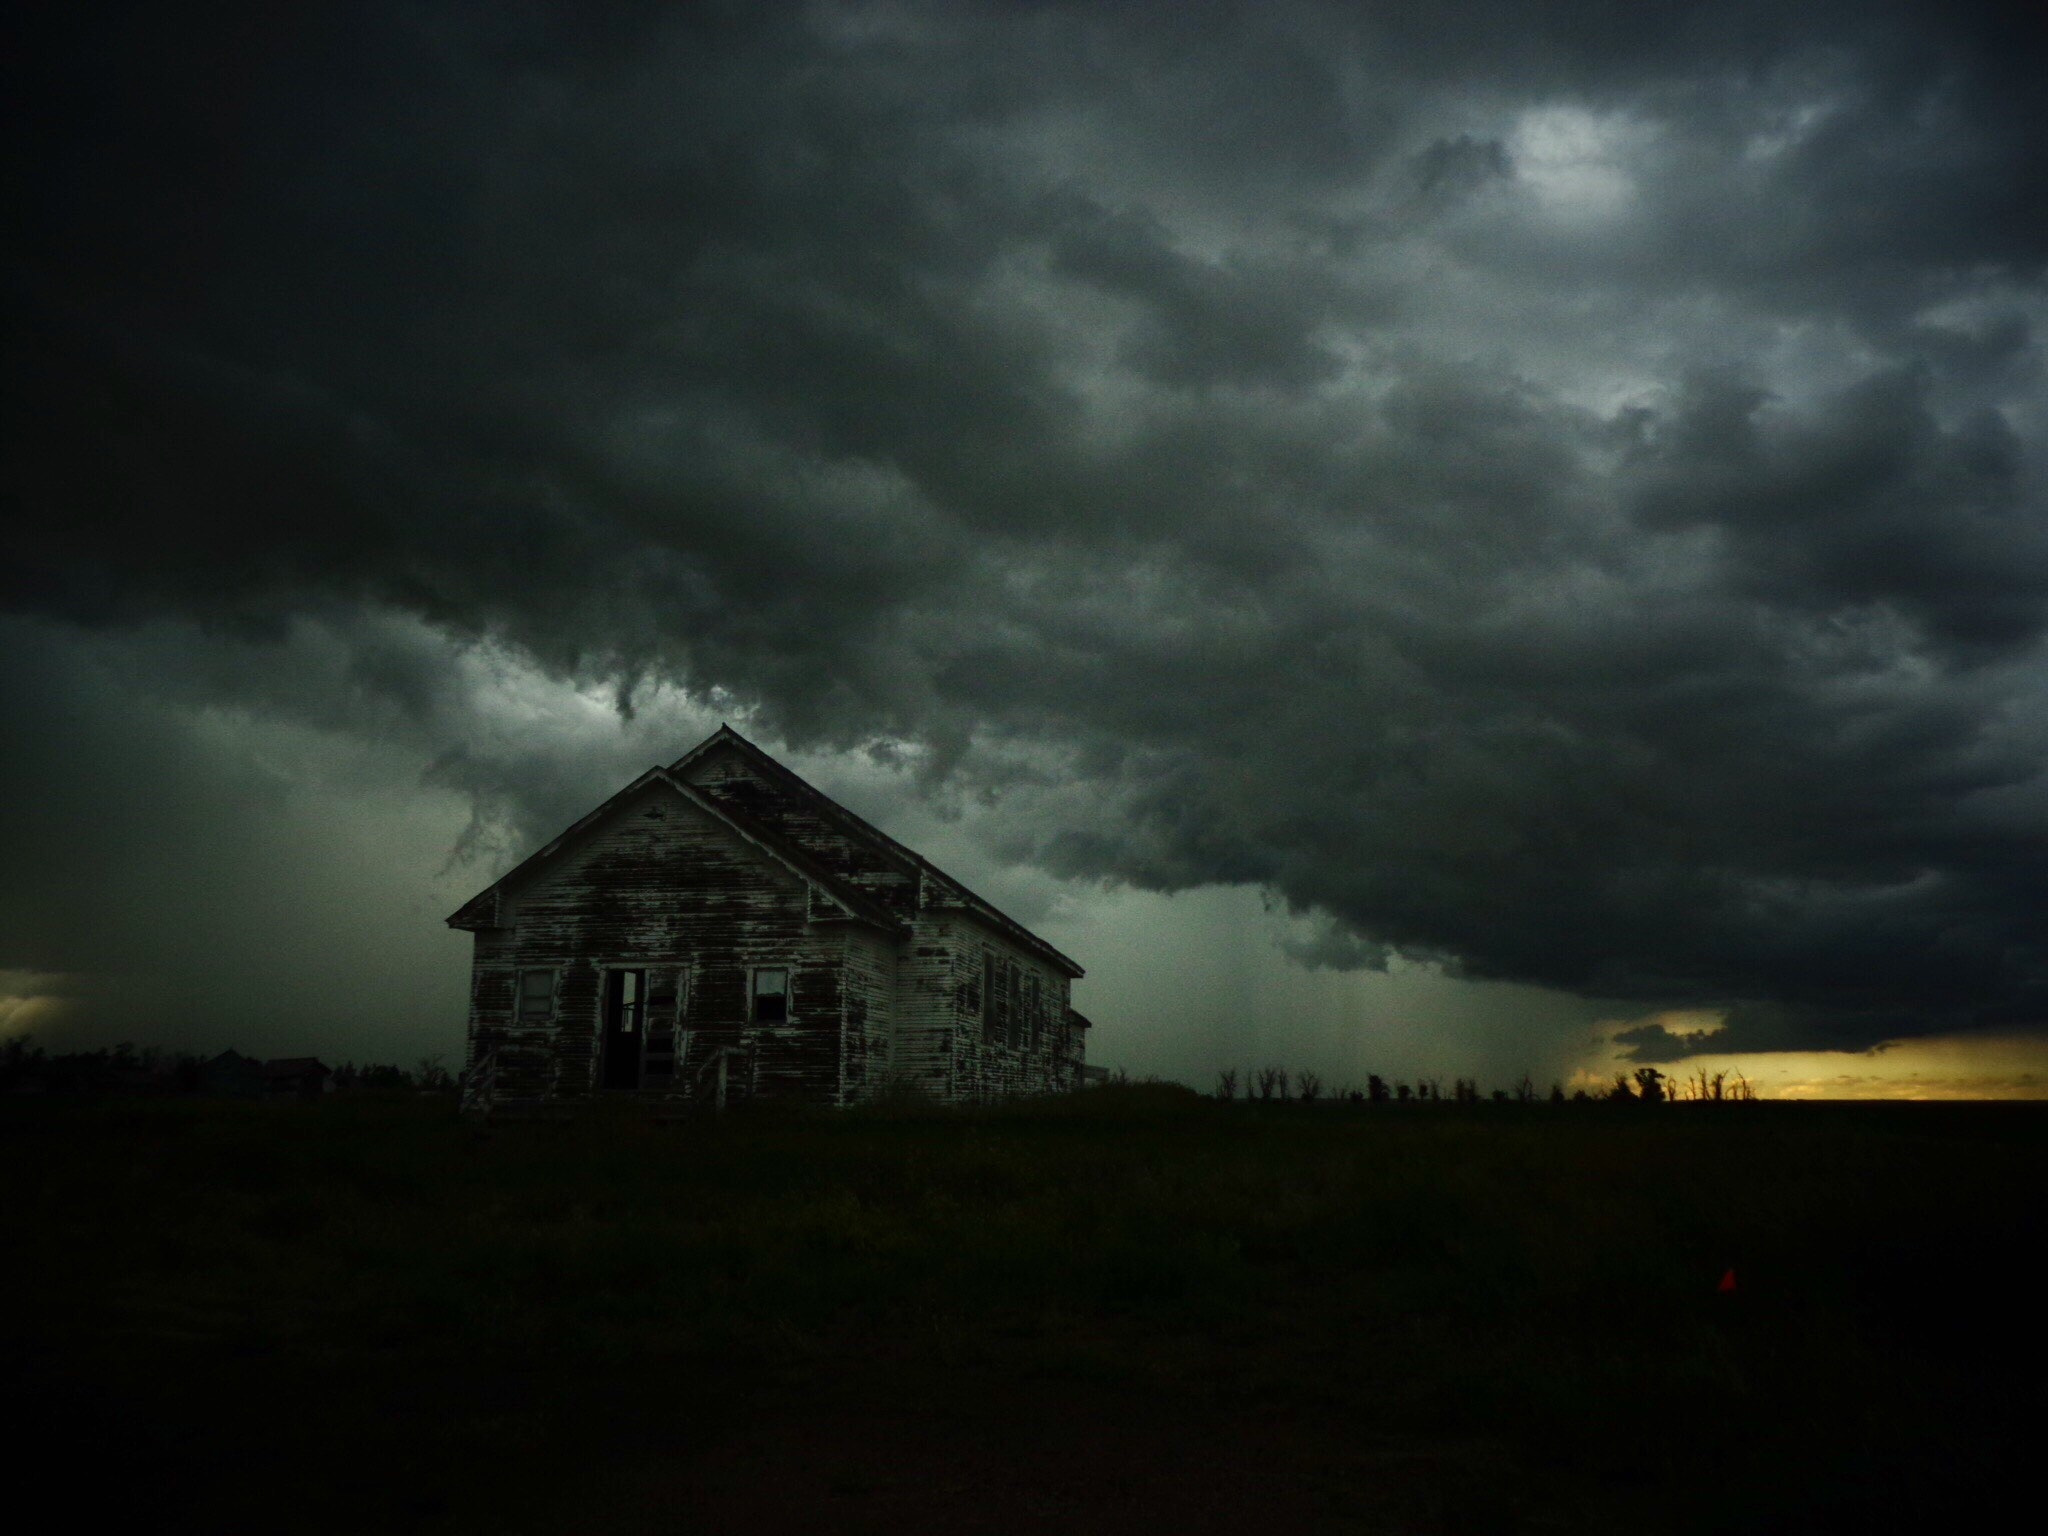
[671,726,1082,978]
[445,760,907,936]
[447,725,1082,978]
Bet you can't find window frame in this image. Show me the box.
[515,968,556,1025]
[992,953,1013,1045]
[750,965,791,1025]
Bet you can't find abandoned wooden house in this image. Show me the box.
[449,725,1088,1113]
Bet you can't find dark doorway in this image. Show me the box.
[601,969,645,1090]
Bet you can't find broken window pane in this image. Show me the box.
[752,967,789,1024]
[517,969,554,1022]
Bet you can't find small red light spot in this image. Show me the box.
[1717,1268,1738,1294]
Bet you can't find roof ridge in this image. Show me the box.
[674,726,1082,978]
[676,725,925,873]
[657,769,903,933]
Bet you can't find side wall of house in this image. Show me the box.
[952,916,1075,1102]
[1057,1012,1089,1087]
[889,910,1073,1103]
[892,914,971,1099]
[837,924,897,1104]
[463,780,867,1105]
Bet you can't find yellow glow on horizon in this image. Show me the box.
[0,977,79,1039]
[1590,1030,2048,1101]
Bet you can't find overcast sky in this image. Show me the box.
[8,2,2048,1096]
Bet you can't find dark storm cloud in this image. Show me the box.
[9,1,2048,1056]
[1409,136,1513,200]
[1633,369,2042,650]
[1047,200,1344,388]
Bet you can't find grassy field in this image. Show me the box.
[7,1087,2042,1533]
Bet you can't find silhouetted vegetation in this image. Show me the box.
[1206,1063,1708,1110]
[332,1055,457,1093]
[1676,1065,1756,1102]
[0,1036,456,1096]
[0,1036,198,1094]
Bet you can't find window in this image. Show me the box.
[990,953,1012,1045]
[609,969,641,1033]
[600,969,643,1091]
[1026,974,1041,1050]
[517,969,554,1023]
[751,967,790,1024]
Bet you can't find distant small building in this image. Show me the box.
[199,1049,265,1098]
[448,725,1090,1112]
[261,1058,331,1101]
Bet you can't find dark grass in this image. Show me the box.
[6,1087,2043,1532]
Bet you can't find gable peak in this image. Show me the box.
[670,721,767,773]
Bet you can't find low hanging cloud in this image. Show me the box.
[7,1,2048,1059]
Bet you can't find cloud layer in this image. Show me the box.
[9,2,2048,1056]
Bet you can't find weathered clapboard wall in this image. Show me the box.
[463,778,856,1105]
[679,736,1081,1102]
[452,726,1085,1111]
[890,912,1075,1102]
[838,923,897,1101]
[682,745,921,918]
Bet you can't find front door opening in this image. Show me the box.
[601,968,645,1090]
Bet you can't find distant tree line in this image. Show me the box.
[0,1037,457,1096]
[330,1058,455,1093]
[1212,1062,1755,1104]
[0,1038,185,1094]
